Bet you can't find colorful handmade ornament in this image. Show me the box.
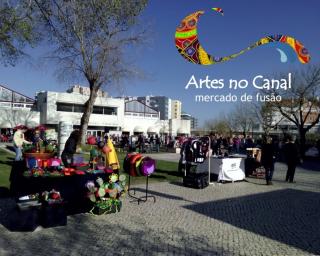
[87,136,97,145]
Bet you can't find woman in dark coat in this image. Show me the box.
[261,136,275,185]
[61,130,80,167]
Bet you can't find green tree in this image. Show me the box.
[33,0,148,144]
[0,1,39,66]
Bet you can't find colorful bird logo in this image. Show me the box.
[175,8,311,65]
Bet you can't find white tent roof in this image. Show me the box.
[133,126,144,133]
[147,127,157,133]
[177,128,188,134]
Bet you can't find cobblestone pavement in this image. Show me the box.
[0,161,319,256]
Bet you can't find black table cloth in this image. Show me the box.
[10,161,107,213]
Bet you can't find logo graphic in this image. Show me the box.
[175,8,311,65]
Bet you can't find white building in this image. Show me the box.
[0,84,191,137]
[0,85,40,130]
[36,89,124,137]
[123,100,190,136]
[171,100,182,119]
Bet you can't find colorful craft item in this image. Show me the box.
[102,145,111,154]
[109,173,118,183]
[47,158,62,167]
[87,136,97,145]
[104,168,114,174]
[42,189,63,204]
[63,167,75,176]
[140,157,156,176]
[212,7,224,15]
[90,148,98,157]
[26,157,38,169]
[97,141,105,149]
[85,175,126,215]
[175,9,311,65]
[105,138,120,170]
[32,168,44,177]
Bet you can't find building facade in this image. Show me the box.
[0,85,40,130]
[181,113,198,130]
[36,89,124,137]
[171,100,182,119]
[0,85,192,137]
[137,96,172,120]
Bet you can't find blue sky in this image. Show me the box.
[1,0,319,126]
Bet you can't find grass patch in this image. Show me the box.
[0,148,14,188]
[0,149,181,189]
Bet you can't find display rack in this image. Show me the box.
[127,175,156,204]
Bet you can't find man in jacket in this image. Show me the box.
[261,136,275,185]
[283,136,300,183]
[61,130,80,167]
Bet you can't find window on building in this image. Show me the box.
[13,103,24,108]
[13,93,26,102]
[57,103,73,112]
[73,104,85,113]
[104,107,117,115]
[0,102,11,108]
[0,87,12,101]
[93,106,104,114]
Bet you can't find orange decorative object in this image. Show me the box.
[102,146,111,154]
[23,152,54,160]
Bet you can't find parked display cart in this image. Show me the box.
[180,137,246,188]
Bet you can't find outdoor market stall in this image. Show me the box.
[197,156,246,182]
[180,137,246,188]
[8,127,128,231]
[10,160,109,211]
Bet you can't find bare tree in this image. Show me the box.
[204,118,232,136]
[253,102,283,136]
[266,65,320,156]
[32,0,148,144]
[227,103,256,137]
[0,108,38,128]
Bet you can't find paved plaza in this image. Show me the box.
[0,155,319,256]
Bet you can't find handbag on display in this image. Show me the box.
[139,157,156,176]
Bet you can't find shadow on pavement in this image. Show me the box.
[0,200,230,255]
[0,160,13,166]
[4,145,15,153]
[155,169,182,178]
[0,187,11,198]
[133,187,195,203]
[300,159,320,172]
[184,188,320,255]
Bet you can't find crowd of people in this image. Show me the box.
[115,134,170,153]
[6,126,316,185]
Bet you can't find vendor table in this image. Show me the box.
[10,161,107,212]
[197,156,245,182]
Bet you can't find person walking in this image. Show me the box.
[155,134,161,152]
[13,125,32,161]
[283,136,300,183]
[261,136,275,185]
